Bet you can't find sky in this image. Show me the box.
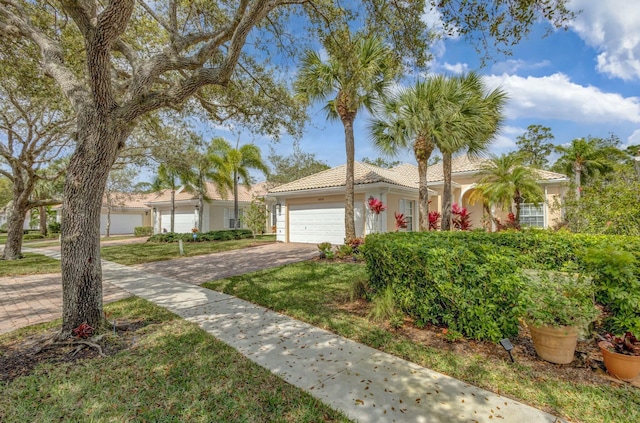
[203,0,640,171]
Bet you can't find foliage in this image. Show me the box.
[317,242,333,259]
[451,204,472,231]
[394,212,408,231]
[517,271,599,328]
[0,177,12,208]
[335,244,353,259]
[602,332,640,356]
[47,221,61,234]
[363,232,524,341]
[428,211,440,230]
[361,156,401,168]
[367,197,386,214]
[72,322,94,339]
[134,226,153,237]
[267,141,330,186]
[368,285,398,323]
[515,124,555,169]
[581,247,640,333]
[22,233,44,240]
[241,197,267,238]
[147,229,253,243]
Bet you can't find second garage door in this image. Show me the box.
[289,202,362,244]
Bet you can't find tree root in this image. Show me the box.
[35,334,107,357]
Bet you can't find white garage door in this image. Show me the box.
[289,202,363,245]
[100,213,142,235]
[161,211,195,233]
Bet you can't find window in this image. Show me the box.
[271,204,277,227]
[223,208,244,229]
[520,203,544,228]
[399,199,414,231]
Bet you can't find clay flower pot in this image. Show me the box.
[599,341,640,381]
[529,324,578,364]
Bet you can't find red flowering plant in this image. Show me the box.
[451,203,472,231]
[394,212,408,231]
[428,211,440,230]
[367,197,387,214]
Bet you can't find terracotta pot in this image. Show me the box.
[528,324,578,364]
[599,341,640,381]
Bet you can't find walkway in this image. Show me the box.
[14,245,563,423]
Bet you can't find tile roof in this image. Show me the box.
[269,155,568,194]
[144,181,267,205]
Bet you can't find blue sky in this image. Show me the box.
[203,1,640,171]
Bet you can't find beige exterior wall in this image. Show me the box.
[385,193,420,232]
[544,184,565,228]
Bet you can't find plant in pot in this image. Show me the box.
[518,271,599,364]
[599,332,640,380]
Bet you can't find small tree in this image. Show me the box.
[242,196,267,239]
[515,124,555,169]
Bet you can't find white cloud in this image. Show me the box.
[568,0,640,80]
[489,126,523,152]
[491,59,551,75]
[628,129,640,146]
[442,62,469,75]
[484,73,640,123]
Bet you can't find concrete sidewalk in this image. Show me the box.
[25,247,563,423]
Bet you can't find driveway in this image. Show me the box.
[132,242,318,284]
[1,242,318,334]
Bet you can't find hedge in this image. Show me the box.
[363,231,640,336]
[363,232,524,342]
[134,226,154,236]
[147,229,253,243]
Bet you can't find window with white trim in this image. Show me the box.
[399,199,414,231]
[520,203,544,228]
[223,208,244,229]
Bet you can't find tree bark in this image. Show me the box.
[573,162,582,200]
[414,135,434,231]
[39,205,48,236]
[233,170,239,229]
[441,152,453,231]
[170,189,175,232]
[342,116,356,241]
[60,116,129,335]
[2,200,27,260]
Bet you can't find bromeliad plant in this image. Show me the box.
[451,203,472,231]
[394,212,408,231]
[428,211,440,230]
[367,197,387,214]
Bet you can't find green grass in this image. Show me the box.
[0,253,61,276]
[101,235,275,265]
[0,297,350,423]
[202,261,640,423]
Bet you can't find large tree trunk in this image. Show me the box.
[198,192,204,233]
[60,120,128,335]
[342,116,356,241]
[170,189,175,232]
[573,162,582,200]
[234,170,239,229]
[414,135,433,231]
[39,205,48,236]
[105,207,111,238]
[2,200,28,260]
[441,152,453,231]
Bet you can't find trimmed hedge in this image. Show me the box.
[363,230,640,336]
[134,226,154,236]
[147,229,253,243]
[363,232,524,342]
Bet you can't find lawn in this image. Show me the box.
[202,261,640,423]
[101,235,276,265]
[0,297,350,423]
[0,253,60,277]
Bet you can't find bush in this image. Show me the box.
[0,223,6,233]
[147,229,253,243]
[23,233,45,240]
[134,226,153,236]
[47,221,61,234]
[363,232,524,342]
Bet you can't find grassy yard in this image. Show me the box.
[0,253,61,277]
[202,261,640,423]
[0,297,350,423]
[101,235,275,265]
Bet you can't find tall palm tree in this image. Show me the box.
[436,73,507,231]
[152,163,182,233]
[295,30,398,240]
[210,138,269,229]
[474,154,543,225]
[553,136,625,199]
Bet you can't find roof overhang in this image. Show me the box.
[266,182,436,200]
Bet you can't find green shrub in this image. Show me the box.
[134,226,153,236]
[23,233,45,240]
[368,285,398,323]
[364,232,524,342]
[147,229,252,243]
[47,221,61,234]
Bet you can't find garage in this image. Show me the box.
[160,211,196,233]
[100,213,143,235]
[288,202,363,244]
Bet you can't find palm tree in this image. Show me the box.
[210,138,269,229]
[152,163,182,233]
[295,30,398,240]
[436,73,507,231]
[553,136,625,199]
[474,154,544,225]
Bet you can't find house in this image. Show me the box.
[144,181,270,234]
[267,155,569,244]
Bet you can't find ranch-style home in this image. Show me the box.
[266,155,569,245]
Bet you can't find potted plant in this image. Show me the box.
[518,271,599,364]
[599,332,640,380]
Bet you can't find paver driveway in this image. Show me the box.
[0,242,318,335]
